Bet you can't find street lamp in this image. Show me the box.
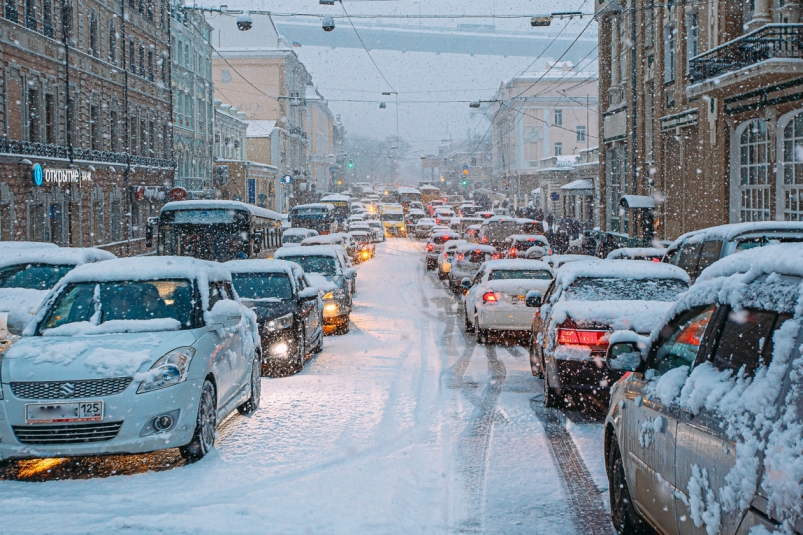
[530,11,584,27]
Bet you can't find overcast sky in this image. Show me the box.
[222,0,596,154]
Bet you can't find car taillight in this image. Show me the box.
[510,247,517,257]
[652,258,660,263]
[492,253,499,260]
[436,219,441,224]
[557,329,608,346]
[426,243,433,251]
[457,253,464,261]
[482,236,488,243]
[483,292,497,303]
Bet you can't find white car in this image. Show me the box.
[0,247,116,335]
[437,239,468,280]
[365,220,386,242]
[281,228,319,247]
[0,257,260,462]
[415,218,437,239]
[462,260,553,341]
[447,244,498,292]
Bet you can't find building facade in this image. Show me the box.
[490,64,599,203]
[305,84,334,194]
[0,0,174,254]
[171,2,213,196]
[597,0,803,242]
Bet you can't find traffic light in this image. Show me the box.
[348,160,354,169]
[462,179,468,186]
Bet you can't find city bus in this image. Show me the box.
[153,200,283,262]
[289,203,335,235]
[396,187,421,212]
[319,194,351,225]
[419,185,441,206]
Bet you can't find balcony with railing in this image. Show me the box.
[688,24,803,97]
[0,138,176,169]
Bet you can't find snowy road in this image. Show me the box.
[0,239,612,534]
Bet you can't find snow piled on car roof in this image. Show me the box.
[697,243,803,282]
[480,259,553,273]
[673,221,803,246]
[607,247,667,259]
[283,228,319,236]
[454,244,497,254]
[224,259,300,275]
[0,247,116,269]
[275,245,341,258]
[556,259,689,288]
[60,256,231,284]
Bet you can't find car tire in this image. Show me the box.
[294,329,306,373]
[610,440,653,534]
[464,306,473,332]
[543,367,562,409]
[237,354,262,416]
[530,342,543,378]
[180,379,217,463]
[312,325,324,353]
[336,318,350,335]
[474,314,487,344]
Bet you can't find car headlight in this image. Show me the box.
[137,347,195,394]
[264,312,294,332]
[323,289,345,300]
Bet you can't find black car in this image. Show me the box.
[226,259,324,376]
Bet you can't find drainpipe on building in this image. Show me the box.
[629,0,640,239]
[60,0,73,164]
[121,0,132,256]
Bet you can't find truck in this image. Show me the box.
[379,203,407,238]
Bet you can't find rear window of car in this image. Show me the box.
[564,277,689,302]
[434,236,452,245]
[282,234,306,244]
[466,252,493,263]
[735,235,803,252]
[0,263,75,290]
[488,270,552,281]
[484,222,519,239]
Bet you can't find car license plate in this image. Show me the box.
[25,401,103,424]
[512,295,526,304]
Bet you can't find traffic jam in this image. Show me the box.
[2,186,803,535]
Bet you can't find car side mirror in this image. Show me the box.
[461,277,472,289]
[606,342,642,372]
[525,290,542,308]
[298,287,319,301]
[344,268,357,279]
[207,299,242,326]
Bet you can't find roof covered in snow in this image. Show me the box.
[455,244,497,254]
[556,259,689,288]
[274,245,342,259]
[223,259,301,275]
[162,200,283,220]
[59,256,231,285]
[672,222,803,247]
[0,247,116,269]
[245,120,277,138]
[697,243,803,282]
[283,228,319,236]
[607,247,667,259]
[480,259,553,272]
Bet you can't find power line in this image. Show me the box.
[340,2,396,93]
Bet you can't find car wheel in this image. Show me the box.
[180,379,217,463]
[295,329,306,373]
[464,306,473,332]
[530,342,543,378]
[610,440,653,534]
[474,314,486,344]
[543,366,562,409]
[313,325,324,353]
[335,317,350,335]
[237,354,262,415]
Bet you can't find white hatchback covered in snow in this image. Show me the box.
[462,260,553,341]
[603,243,803,535]
[0,257,260,462]
[0,247,116,335]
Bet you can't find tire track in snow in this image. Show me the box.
[531,398,614,535]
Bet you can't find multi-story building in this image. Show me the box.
[171,2,214,197]
[213,101,277,209]
[489,63,599,205]
[0,0,174,254]
[305,84,334,194]
[207,12,313,205]
[597,0,803,243]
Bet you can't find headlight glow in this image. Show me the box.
[265,313,294,332]
[137,347,195,393]
[323,289,345,300]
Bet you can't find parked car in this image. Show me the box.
[415,218,438,239]
[282,228,319,247]
[462,259,553,342]
[226,259,325,376]
[603,243,803,535]
[663,221,803,280]
[503,234,552,258]
[529,259,689,408]
[0,257,260,462]
[425,231,460,270]
[274,245,355,334]
[438,239,468,280]
[0,247,116,335]
[607,247,667,261]
[447,244,498,292]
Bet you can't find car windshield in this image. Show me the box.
[283,234,307,244]
[282,255,338,276]
[735,235,803,252]
[0,263,75,290]
[232,273,294,300]
[40,279,194,332]
[488,270,552,281]
[564,277,689,302]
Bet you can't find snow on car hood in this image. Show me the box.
[3,329,198,382]
[0,288,48,335]
[549,300,673,334]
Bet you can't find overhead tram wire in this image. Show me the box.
[340,2,397,94]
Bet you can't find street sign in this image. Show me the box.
[169,187,187,201]
[281,174,293,185]
[550,192,560,201]
[32,163,43,186]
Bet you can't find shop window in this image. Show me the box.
[781,111,803,221]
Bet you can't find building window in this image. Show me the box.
[162,124,169,158]
[42,0,53,36]
[161,51,167,83]
[607,147,628,232]
[737,119,771,222]
[108,21,117,63]
[62,1,74,43]
[25,0,36,30]
[5,0,18,22]
[88,11,98,57]
[554,142,563,156]
[160,0,167,29]
[686,12,699,71]
[110,191,122,242]
[664,23,676,83]
[139,44,145,77]
[110,110,119,151]
[576,126,586,142]
[28,89,40,143]
[45,93,55,144]
[645,85,654,161]
[554,109,563,126]
[140,119,147,156]
[148,121,155,156]
[137,0,143,15]
[129,41,136,73]
[147,51,154,81]
[90,105,100,150]
[146,0,152,20]
[781,111,803,221]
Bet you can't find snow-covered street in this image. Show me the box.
[0,239,611,534]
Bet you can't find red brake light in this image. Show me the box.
[492,253,499,260]
[557,329,608,347]
[457,253,464,261]
[482,236,488,243]
[483,292,497,303]
[652,258,660,262]
[426,243,433,251]
[510,247,517,257]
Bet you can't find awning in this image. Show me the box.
[620,195,655,209]
[561,179,593,192]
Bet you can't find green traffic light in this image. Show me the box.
[348,160,354,168]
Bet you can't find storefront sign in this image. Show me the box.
[33,167,93,186]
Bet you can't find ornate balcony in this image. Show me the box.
[0,138,176,169]
[688,24,803,97]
